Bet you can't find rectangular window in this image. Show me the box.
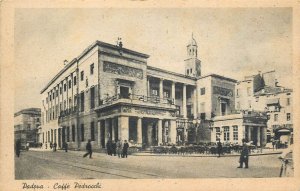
[274,114,278,122]
[90,87,95,109]
[60,87,62,94]
[81,124,84,141]
[223,126,230,141]
[81,71,84,81]
[247,87,251,96]
[163,90,170,98]
[66,126,70,142]
[267,114,270,120]
[175,91,181,99]
[287,113,291,121]
[74,76,77,86]
[236,101,240,110]
[72,125,75,142]
[68,80,72,89]
[233,125,238,141]
[200,88,205,95]
[90,63,94,75]
[151,89,158,96]
[64,84,67,92]
[236,89,239,96]
[287,98,290,106]
[80,92,85,112]
[91,122,95,141]
[215,127,220,141]
[176,105,181,116]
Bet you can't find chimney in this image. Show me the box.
[64,60,68,66]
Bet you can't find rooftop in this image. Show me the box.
[14,108,41,117]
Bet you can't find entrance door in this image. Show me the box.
[100,120,105,148]
[120,86,130,98]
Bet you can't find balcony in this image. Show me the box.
[97,94,176,111]
[58,106,78,120]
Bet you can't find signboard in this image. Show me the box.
[213,86,233,97]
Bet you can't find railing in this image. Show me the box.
[58,106,78,119]
[99,94,175,106]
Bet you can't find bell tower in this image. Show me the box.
[185,33,201,78]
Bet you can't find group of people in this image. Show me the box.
[106,139,129,158]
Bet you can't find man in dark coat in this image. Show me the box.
[83,139,92,159]
[53,142,57,152]
[63,142,68,152]
[122,140,129,158]
[217,139,222,157]
[238,139,249,168]
[111,140,116,156]
[15,139,21,157]
[106,140,112,156]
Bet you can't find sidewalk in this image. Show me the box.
[131,149,284,157]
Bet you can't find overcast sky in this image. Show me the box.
[14,8,292,112]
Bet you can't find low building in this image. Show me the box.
[14,108,41,146]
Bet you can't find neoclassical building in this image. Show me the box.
[40,36,267,150]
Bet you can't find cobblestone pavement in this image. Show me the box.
[15,150,282,179]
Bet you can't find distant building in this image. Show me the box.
[14,108,41,145]
[40,36,267,150]
[235,71,293,144]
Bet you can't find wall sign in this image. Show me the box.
[213,86,233,97]
[103,61,143,79]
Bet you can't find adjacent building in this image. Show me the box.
[14,108,41,146]
[40,36,268,150]
[235,70,293,144]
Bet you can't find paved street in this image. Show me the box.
[15,150,282,179]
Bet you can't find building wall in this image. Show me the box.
[235,80,255,111]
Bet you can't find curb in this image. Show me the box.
[131,152,282,157]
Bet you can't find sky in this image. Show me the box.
[14,8,292,112]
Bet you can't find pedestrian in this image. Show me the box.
[106,139,112,156]
[272,139,275,151]
[238,139,249,169]
[15,139,21,157]
[217,139,222,157]
[83,139,92,159]
[116,140,122,158]
[122,140,129,158]
[53,142,57,152]
[63,142,68,152]
[111,140,116,156]
[50,142,53,150]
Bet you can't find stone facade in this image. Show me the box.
[40,37,268,150]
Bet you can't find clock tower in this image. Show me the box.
[185,34,201,78]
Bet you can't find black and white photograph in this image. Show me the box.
[1,1,300,191]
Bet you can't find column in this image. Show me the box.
[171,82,175,104]
[159,78,164,100]
[193,87,197,119]
[147,77,150,97]
[118,116,129,141]
[182,84,187,118]
[169,120,177,144]
[262,127,267,146]
[257,127,261,147]
[105,119,110,142]
[97,121,101,147]
[111,118,115,141]
[137,118,142,144]
[157,119,163,145]
[248,126,252,142]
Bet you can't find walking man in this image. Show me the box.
[53,142,57,152]
[15,139,21,157]
[83,139,92,159]
[63,142,68,152]
[122,140,129,158]
[238,139,249,169]
[112,140,116,156]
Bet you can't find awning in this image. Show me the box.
[266,98,279,105]
[278,129,291,133]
